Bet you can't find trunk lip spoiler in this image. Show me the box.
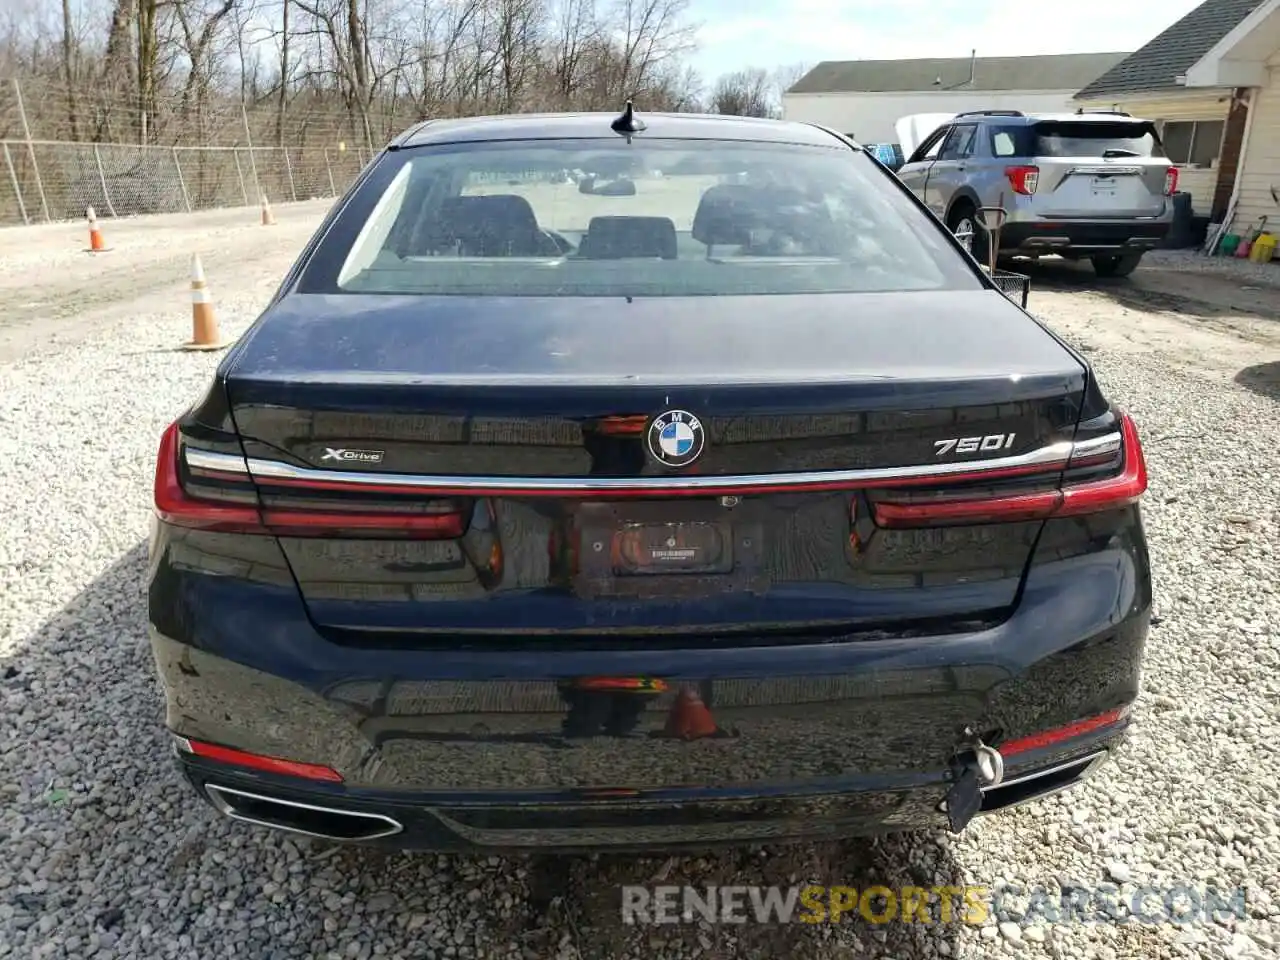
[185,432,1121,495]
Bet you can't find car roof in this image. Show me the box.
[1025,112,1150,124]
[962,112,1150,125]
[392,112,850,149]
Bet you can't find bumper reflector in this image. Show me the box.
[998,706,1130,758]
[175,736,344,783]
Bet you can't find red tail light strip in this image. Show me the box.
[182,434,1121,499]
[874,414,1145,527]
[999,706,1130,758]
[1057,414,1147,516]
[593,415,649,435]
[175,736,344,782]
[158,423,466,537]
[874,490,1063,525]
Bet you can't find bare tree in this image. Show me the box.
[493,0,544,112]
[608,0,696,97]
[545,0,598,107]
[710,67,773,118]
[59,0,80,140]
[291,0,377,147]
[771,60,810,99]
[3,0,796,159]
[174,0,241,121]
[136,0,160,141]
[277,0,290,144]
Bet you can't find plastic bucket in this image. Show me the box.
[1250,233,1277,263]
[1220,233,1241,256]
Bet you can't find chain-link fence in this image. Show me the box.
[1,139,377,226]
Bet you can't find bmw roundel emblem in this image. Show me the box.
[647,410,706,468]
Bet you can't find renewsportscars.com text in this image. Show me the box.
[621,884,1248,926]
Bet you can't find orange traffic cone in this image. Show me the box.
[664,686,719,740]
[86,207,109,253]
[182,254,228,351]
[260,193,276,226]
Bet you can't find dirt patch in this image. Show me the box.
[1017,257,1280,386]
[0,200,332,363]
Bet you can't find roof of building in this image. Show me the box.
[1075,0,1266,99]
[787,52,1129,95]
[394,112,841,148]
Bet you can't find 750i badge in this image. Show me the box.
[934,433,1016,457]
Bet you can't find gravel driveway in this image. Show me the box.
[1,207,1278,960]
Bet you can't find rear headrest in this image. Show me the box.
[422,194,542,254]
[691,184,838,252]
[578,216,678,260]
[691,185,760,247]
[440,193,540,225]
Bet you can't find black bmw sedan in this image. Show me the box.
[149,108,1151,851]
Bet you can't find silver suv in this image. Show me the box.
[896,110,1177,277]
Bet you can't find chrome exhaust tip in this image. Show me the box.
[978,750,1107,813]
[205,783,403,842]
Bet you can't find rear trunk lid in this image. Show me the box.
[223,290,1087,643]
[1029,119,1170,219]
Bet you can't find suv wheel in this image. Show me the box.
[947,204,988,264]
[1091,254,1143,278]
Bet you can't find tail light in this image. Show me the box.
[872,413,1147,528]
[1164,167,1178,196]
[1005,165,1039,196]
[154,421,466,539]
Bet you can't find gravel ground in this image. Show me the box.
[1,210,1278,960]
[1141,247,1280,288]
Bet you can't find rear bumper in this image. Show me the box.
[149,518,1152,852]
[999,220,1170,255]
[177,744,1117,853]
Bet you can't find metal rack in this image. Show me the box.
[956,199,1031,309]
[989,270,1030,309]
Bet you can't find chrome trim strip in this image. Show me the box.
[1070,432,1123,459]
[204,784,404,842]
[973,751,1108,817]
[187,432,1123,495]
[942,750,1111,820]
[980,750,1107,794]
[185,448,251,474]
[1069,165,1143,176]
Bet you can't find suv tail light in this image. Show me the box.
[1005,165,1039,196]
[871,413,1147,528]
[1164,167,1178,196]
[154,421,467,539]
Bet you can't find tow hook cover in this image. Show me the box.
[945,767,983,832]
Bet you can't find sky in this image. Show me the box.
[690,0,1210,81]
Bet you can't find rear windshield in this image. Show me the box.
[1032,120,1164,158]
[299,138,980,297]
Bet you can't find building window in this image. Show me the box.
[1160,120,1225,168]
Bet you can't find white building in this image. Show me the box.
[782,52,1129,147]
